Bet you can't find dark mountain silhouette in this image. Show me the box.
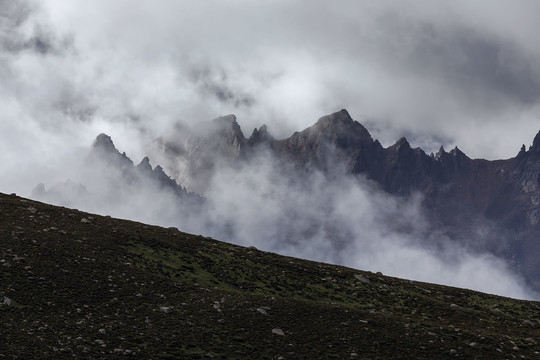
[153,115,247,193]
[33,133,202,208]
[153,110,540,291]
[31,110,540,292]
[91,133,203,202]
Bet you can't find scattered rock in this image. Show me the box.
[469,342,478,347]
[272,328,285,336]
[159,306,173,313]
[80,218,91,223]
[450,304,461,309]
[522,319,535,326]
[449,349,457,354]
[257,308,268,315]
[2,297,11,306]
[247,246,258,251]
[354,274,370,284]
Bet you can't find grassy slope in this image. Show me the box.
[0,192,539,359]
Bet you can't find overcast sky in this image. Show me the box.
[3,0,540,179]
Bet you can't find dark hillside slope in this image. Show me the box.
[0,192,539,359]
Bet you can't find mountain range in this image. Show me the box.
[32,110,540,293]
[148,109,540,292]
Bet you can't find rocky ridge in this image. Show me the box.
[151,110,540,291]
[29,110,540,293]
[33,133,202,209]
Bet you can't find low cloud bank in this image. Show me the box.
[3,0,540,300]
[30,145,538,301]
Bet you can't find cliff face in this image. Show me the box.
[152,110,540,290]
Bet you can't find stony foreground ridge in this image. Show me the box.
[1,192,539,359]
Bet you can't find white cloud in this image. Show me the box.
[4,0,540,158]
[2,0,540,300]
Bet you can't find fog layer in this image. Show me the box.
[32,135,538,300]
[2,1,540,300]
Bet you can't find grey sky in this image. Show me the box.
[2,0,540,168]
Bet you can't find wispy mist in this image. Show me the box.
[2,1,540,300]
[2,1,540,161]
[30,136,538,300]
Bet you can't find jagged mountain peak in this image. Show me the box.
[434,146,447,160]
[86,134,201,202]
[90,133,133,168]
[248,124,275,145]
[448,146,467,158]
[531,130,540,152]
[139,156,151,165]
[518,144,527,157]
[213,113,237,124]
[211,114,245,138]
[311,109,370,137]
[92,133,115,151]
[294,109,373,147]
[136,156,153,173]
[389,137,411,150]
[208,114,246,149]
[153,164,167,177]
[314,109,353,125]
